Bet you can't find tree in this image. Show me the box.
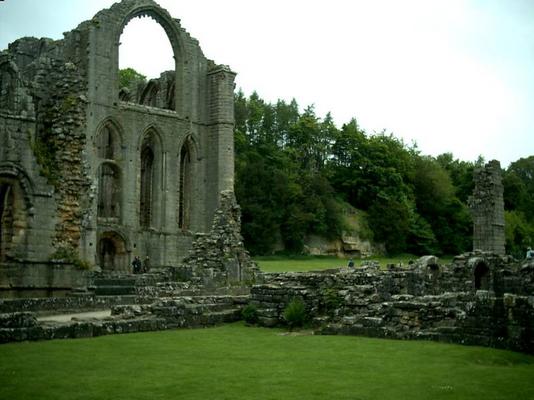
[119,67,146,89]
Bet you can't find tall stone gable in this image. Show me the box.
[0,0,236,282]
[469,160,505,255]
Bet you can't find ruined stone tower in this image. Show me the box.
[0,0,237,293]
[469,160,505,255]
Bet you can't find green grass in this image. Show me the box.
[254,254,453,273]
[1,323,533,400]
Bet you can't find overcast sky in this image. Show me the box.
[1,0,533,167]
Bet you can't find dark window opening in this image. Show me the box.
[140,145,154,228]
[97,163,121,220]
[474,262,490,290]
[96,124,120,160]
[178,143,192,230]
[0,184,14,262]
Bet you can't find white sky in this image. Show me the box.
[1,0,533,167]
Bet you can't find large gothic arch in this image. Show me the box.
[110,2,187,114]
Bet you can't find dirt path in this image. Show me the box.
[37,310,112,322]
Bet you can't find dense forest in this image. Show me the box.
[234,91,534,258]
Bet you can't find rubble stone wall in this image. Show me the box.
[251,254,534,353]
[470,160,505,255]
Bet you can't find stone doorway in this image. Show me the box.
[0,184,14,262]
[97,232,128,272]
[474,262,490,290]
[0,180,27,262]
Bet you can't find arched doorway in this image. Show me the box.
[0,178,28,262]
[97,231,128,272]
[474,262,490,290]
[0,184,14,261]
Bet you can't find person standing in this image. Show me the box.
[132,256,142,274]
[143,256,151,273]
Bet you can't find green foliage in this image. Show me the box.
[31,136,59,186]
[234,91,531,257]
[505,211,534,258]
[283,297,307,330]
[50,247,91,270]
[241,304,259,325]
[235,93,344,255]
[368,193,412,254]
[503,156,534,257]
[119,67,146,89]
[321,288,343,313]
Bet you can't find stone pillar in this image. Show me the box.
[204,65,236,228]
[469,160,505,255]
[207,66,236,194]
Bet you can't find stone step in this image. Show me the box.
[93,278,138,287]
[94,286,136,296]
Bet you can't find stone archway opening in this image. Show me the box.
[474,262,490,290]
[97,232,128,272]
[118,15,175,110]
[0,178,28,262]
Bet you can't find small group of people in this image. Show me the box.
[132,255,150,274]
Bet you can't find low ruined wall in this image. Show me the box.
[250,255,534,354]
[0,262,90,298]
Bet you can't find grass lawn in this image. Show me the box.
[254,254,454,273]
[1,323,533,400]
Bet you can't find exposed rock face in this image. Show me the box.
[180,190,260,286]
[469,160,505,255]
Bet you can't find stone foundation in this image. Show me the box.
[250,254,534,354]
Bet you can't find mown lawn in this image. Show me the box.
[254,254,453,273]
[1,323,533,400]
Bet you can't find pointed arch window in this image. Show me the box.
[96,123,121,160]
[140,145,154,228]
[97,163,121,220]
[178,142,192,230]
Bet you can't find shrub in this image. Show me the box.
[241,304,259,325]
[321,288,343,314]
[283,297,307,330]
[50,246,91,270]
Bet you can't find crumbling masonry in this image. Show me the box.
[469,160,505,255]
[0,0,250,295]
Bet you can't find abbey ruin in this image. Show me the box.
[0,0,259,295]
[0,1,532,355]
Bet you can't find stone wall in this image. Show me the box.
[0,0,239,291]
[250,254,534,354]
[469,160,505,255]
[179,190,261,287]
